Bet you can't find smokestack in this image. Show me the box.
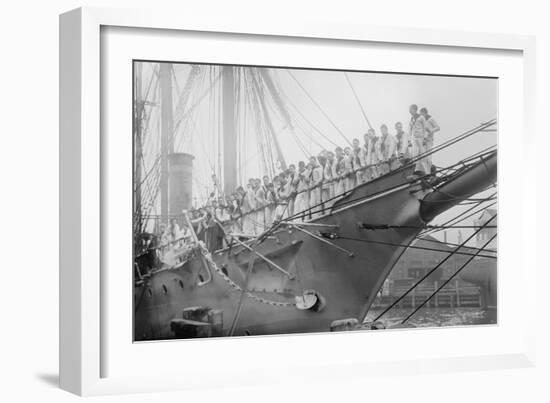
[168,153,194,216]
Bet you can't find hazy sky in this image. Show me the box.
[271,67,497,169]
[136,62,497,245]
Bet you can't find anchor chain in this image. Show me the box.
[199,246,296,308]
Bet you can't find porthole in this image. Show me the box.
[178,280,184,289]
[221,267,228,276]
[162,284,168,294]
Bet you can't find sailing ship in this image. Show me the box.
[133,63,497,340]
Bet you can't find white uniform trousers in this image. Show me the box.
[309,187,321,218]
[242,213,254,235]
[412,136,429,174]
[254,209,265,234]
[344,175,355,192]
[294,192,309,221]
[264,205,274,228]
[334,179,345,197]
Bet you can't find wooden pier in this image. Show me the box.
[372,279,483,309]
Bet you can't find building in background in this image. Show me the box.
[474,208,497,250]
[377,224,497,309]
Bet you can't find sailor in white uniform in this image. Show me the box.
[394,121,410,160]
[408,104,429,174]
[322,151,336,203]
[369,131,381,179]
[264,181,277,227]
[351,138,364,184]
[241,180,256,235]
[210,174,223,199]
[308,156,324,218]
[277,171,293,219]
[294,161,310,221]
[361,132,371,181]
[253,178,266,234]
[378,124,398,174]
[287,164,298,217]
[420,107,440,173]
[343,147,355,192]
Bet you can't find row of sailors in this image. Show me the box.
[218,114,437,235]
[162,105,440,244]
[158,214,226,262]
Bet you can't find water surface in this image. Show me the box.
[364,307,497,329]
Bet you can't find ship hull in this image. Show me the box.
[135,152,497,340]
[135,166,425,340]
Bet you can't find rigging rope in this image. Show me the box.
[282,91,339,148]
[172,69,221,136]
[280,121,497,222]
[344,72,373,130]
[287,70,352,146]
[337,236,496,260]
[251,68,286,172]
[419,199,497,238]
[290,128,312,159]
[359,224,496,230]
[413,235,496,253]
[293,118,325,150]
[281,152,490,222]
[401,233,497,323]
[371,214,497,322]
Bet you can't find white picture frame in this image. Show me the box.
[60,6,537,396]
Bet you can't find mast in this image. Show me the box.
[222,66,237,194]
[251,70,287,172]
[259,69,290,170]
[133,62,143,236]
[160,63,173,223]
[172,65,200,148]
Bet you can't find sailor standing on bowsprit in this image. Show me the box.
[378,124,398,175]
[394,121,409,160]
[420,107,440,173]
[409,104,430,175]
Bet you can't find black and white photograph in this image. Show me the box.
[1,0,548,399]
[133,61,498,341]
